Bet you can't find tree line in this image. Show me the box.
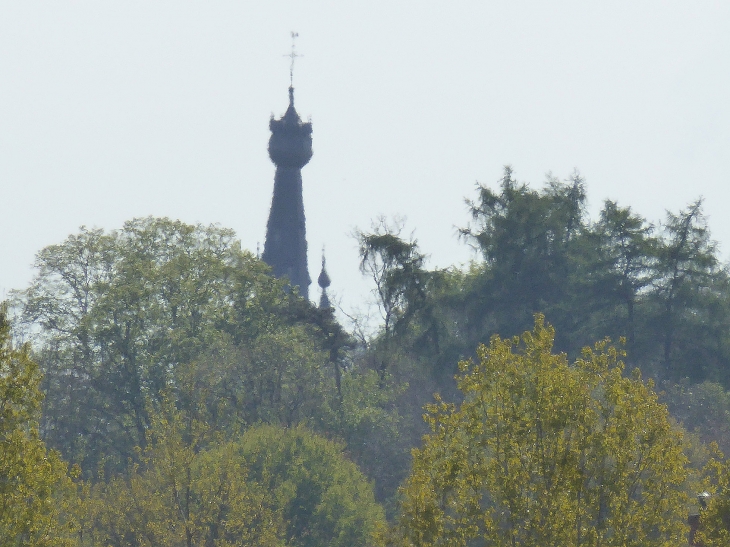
[5,167,730,545]
[359,167,730,455]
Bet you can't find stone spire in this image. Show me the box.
[261,83,312,299]
[318,251,332,310]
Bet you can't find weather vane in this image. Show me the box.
[285,31,301,87]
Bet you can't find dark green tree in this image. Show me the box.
[459,167,587,345]
[578,200,658,360]
[652,200,723,381]
[356,217,428,344]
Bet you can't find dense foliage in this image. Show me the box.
[79,411,384,547]
[366,167,729,384]
[17,217,359,476]
[396,316,688,547]
[356,168,730,462]
[7,166,730,544]
[0,305,76,547]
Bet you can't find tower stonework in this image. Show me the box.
[262,86,312,299]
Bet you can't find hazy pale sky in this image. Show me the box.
[1,2,729,317]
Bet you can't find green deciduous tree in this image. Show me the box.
[233,424,386,547]
[0,305,77,547]
[396,315,689,547]
[696,454,730,546]
[17,219,248,472]
[81,400,281,547]
[83,410,385,547]
[16,218,341,475]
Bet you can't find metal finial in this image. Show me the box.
[285,31,301,88]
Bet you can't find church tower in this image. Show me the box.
[262,51,312,299]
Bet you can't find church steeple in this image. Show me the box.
[262,34,312,299]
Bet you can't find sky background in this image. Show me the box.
[1,1,729,320]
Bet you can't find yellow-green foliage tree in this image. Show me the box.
[397,315,689,547]
[0,306,76,547]
[696,455,730,546]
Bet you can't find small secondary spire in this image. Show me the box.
[318,249,332,310]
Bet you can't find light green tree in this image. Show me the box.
[16,217,341,475]
[0,305,77,547]
[80,399,281,547]
[397,315,689,547]
[18,219,247,473]
[83,405,385,547]
[232,424,386,547]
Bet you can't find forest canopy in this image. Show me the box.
[6,167,730,544]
